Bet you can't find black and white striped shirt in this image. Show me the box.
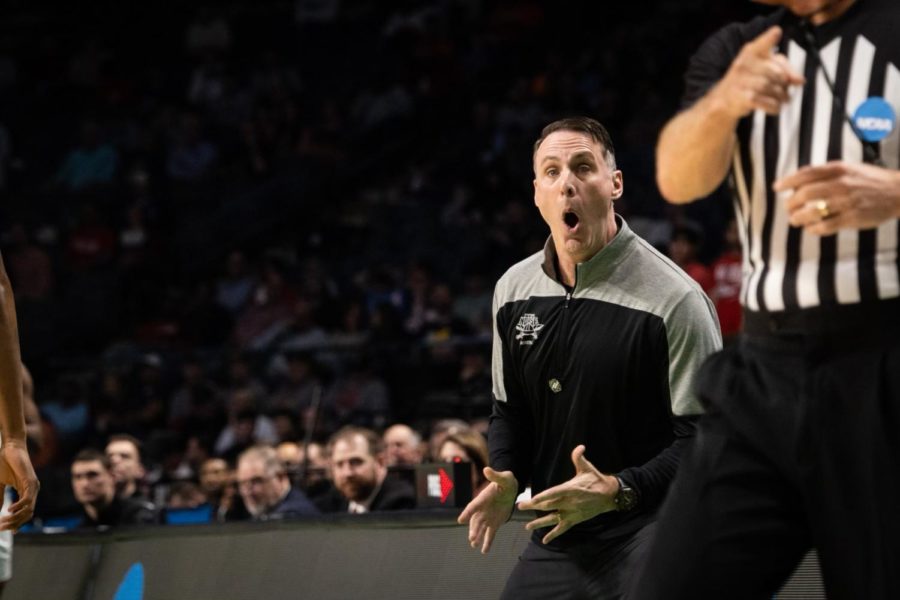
[683,0,900,313]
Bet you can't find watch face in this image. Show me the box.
[616,486,637,511]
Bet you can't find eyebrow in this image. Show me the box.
[539,151,596,165]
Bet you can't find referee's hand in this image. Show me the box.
[712,26,805,119]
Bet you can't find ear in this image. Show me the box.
[610,170,624,201]
[533,178,539,206]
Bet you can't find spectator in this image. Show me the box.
[166,481,207,509]
[321,357,390,431]
[168,356,225,439]
[199,457,247,522]
[65,203,117,272]
[710,218,743,341]
[270,409,301,443]
[70,449,158,529]
[317,426,416,514]
[215,251,257,315]
[222,353,267,401]
[426,418,470,462]
[4,223,54,301]
[166,481,206,509]
[165,113,218,182]
[105,434,149,501]
[266,351,321,417]
[383,424,424,467]
[185,8,232,57]
[54,120,118,191]
[236,445,318,520]
[275,441,303,476]
[668,223,713,294]
[233,260,297,350]
[437,430,489,494]
[452,273,493,336]
[215,401,278,464]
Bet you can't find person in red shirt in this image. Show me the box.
[710,218,743,341]
[668,224,713,294]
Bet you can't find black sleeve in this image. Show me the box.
[616,415,698,510]
[488,310,533,495]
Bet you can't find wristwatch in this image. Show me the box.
[614,477,638,512]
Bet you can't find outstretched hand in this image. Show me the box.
[712,26,805,119]
[457,467,518,554]
[517,445,618,545]
[0,440,39,531]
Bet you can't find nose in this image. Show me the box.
[562,172,576,197]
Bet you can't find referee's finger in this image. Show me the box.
[746,26,783,58]
[771,53,805,86]
[774,162,844,192]
[807,210,851,236]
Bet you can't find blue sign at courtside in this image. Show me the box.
[113,563,144,600]
[852,97,896,142]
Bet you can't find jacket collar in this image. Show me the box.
[540,214,635,291]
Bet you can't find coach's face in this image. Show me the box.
[533,130,623,265]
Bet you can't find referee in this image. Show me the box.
[631,1,900,599]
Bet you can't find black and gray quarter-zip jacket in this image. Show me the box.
[489,215,722,548]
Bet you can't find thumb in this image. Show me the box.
[747,25,782,57]
[483,467,504,484]
[484,467,515,489]
[571,445,591,473]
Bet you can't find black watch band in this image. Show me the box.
[614,476,638,512]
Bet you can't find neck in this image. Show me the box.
[119,480,137,499]
[805,0,857,26]
[554,216,619,287]
[85,497,113,521]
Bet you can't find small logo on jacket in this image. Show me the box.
[515,313,544,345]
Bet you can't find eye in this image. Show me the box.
[545,167,559,177]
[577,163,592,173]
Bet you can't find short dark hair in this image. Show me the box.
[73,449,112,471]
[327,426,384,458]
[107,433,143,462]
[533,116,616,169]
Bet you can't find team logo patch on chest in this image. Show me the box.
[515,313,544,345]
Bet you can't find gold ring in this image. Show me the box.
[814,199,831,219]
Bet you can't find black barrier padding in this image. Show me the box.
[5,512,824,600]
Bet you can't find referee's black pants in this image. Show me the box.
[629,300,900,600]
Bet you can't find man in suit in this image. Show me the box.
[320,426,416,513]
[236,445,318,520]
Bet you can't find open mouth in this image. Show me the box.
[563,210,580,230]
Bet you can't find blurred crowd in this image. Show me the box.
[0,0,758,527]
